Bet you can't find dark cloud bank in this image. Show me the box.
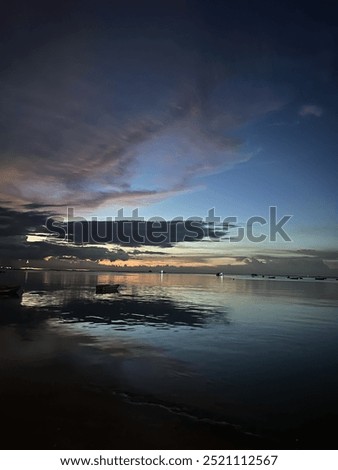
[0,206,337,276]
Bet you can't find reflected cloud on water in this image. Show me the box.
[3,271,338,332]
[6,271,231,330]
[19,287,229,330]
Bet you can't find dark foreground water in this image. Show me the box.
[1,270,338,449]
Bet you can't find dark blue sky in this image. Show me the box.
[1,0,337,273]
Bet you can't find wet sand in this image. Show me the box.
[2,357,336,450]
[1,361,274,450]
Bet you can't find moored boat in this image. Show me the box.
[96,284,120,294]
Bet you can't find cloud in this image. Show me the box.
[236,248,338,276]
[0,207,49,237]
[0,239,128,264]
[299,104,323,117]
[1,203,338,276]
[69,220,229,247]
[0,205,231,265]
[0,23,286,212]
[0,206,128,264]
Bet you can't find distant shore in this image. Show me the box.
[1,266,337,280]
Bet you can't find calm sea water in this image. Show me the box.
[1,270,338,446]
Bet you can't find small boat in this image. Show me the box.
[0,285,23,297]
[96,284,120,294]
[216,272,224,277]
[315,276,326,281]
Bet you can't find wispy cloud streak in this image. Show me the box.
[0,29,285,211]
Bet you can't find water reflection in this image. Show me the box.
[0,271,231,329]
[1,270,338,448]
[21,289,92,308]
[20,289,228,329]
[2,270,337,330]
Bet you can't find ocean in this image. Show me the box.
[1,270,338,449]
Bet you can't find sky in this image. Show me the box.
[0,0,337,275]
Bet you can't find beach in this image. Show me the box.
[1,354,272,450]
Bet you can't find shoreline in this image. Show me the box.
[1,361,275,450]
[0,363,335,450]
[2,369,336,450]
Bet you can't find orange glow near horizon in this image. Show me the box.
[97,256,246,269]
